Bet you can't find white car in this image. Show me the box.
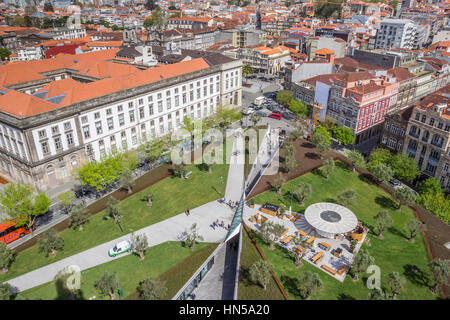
[108,240,131,257]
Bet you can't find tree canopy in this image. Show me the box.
[333,126,355,146]
[0,182,51,229]
[389,153,420,181]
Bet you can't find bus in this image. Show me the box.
[0,220,33,245]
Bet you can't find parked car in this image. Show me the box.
[242,108,254,116]
[269,112,282,120]
[109,240,131,257]
[255,111,267,117]
[388,178,401,189]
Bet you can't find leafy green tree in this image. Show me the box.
[429,258,450,294]
[284,152,298,173]
[137,278,167,300]
[272,172,285,195]
[44,2,54,11]
[389,153,420,182]
[260,221,284,249]
[105,196,121,225]
[76,154,125,192]
[289,100,308,117]
[0,182,51,229]
[119,168,135,194]
[140,136,166,167]
[368,148,391,170]
[416,192,450,224]
[276,90,294,106]
[172,163,187,179]
[143,192,154,207]
[0,283,12,300]
[0,243,14,274]
[322,158,335,179]
[242,64,253,78]
[310,131,330,158]
[38,229,64,257]
[131,233,149,261]
[143,18,153,29]
[405,218,425,243]
[370,163,393,184]
[338,190,356,207]
[388,272,405,299]
[94,272,119,300]
[68,203,89,231]
[374,211,393,239]
[314,126,331,144]
[214,104,242,128]
[0,47,11,61]
[58,192,75,214]
[296,270,323,300]
[345,149,366,173]
[249,259,270,290]
[418,178,442,195]
[393,187,416,210]
[181,223,204,250]
[333,126,355,146]
[295,182,312,206]
[351,249,374,280]
[368,288,389,300]
[145,0,158,11]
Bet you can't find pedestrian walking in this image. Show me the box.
[185,209,188,216]
[187,209,190,216]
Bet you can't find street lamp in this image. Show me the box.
[220,176,223,201]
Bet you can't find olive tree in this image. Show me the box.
[405,218,426,243]
[137,277,167,300]
[131,233,149,261]
[374,211,393,239]
[249,259,270,290]
[0,243,14,274]
[68,202,89,231]
[181,223,204,250]
[94,272,119,300]
[38,229,64,257]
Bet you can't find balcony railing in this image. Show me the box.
[431,140,443,148]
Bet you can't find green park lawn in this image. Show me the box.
[237,227,286,300]
[0,141,233,283]
[16,241,217,300]
[250,162,439,300]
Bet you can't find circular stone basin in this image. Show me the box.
[320,210,342,223]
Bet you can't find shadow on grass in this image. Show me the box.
[54,277,86,300]
[280,275,302,299]
[338,293,356,300]
[387,226,408,240]
[336,161,351,172]
[358,173,376,185]
[239,267,254,287]
[403,264,431,288]
[375,195,397,210]
[324,198,338,204]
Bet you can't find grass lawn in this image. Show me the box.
[237,227,286,300]
[1,141,233,283]
[250,162,440,300]
[16,241,217,300]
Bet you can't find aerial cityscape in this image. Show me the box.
[0,0,448,305]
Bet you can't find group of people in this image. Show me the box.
[227,200,238,209]
[211,219,230,231]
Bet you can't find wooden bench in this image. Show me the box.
[296,230,307,237]
[280,235,294,244]
[306,236,315,244]
[311,251,323,263]
[279,229,289,238]
[321,265,337,275]
[319,242,331,251]
[294,245,305,254]
[292,215,301,222]
[337,265,349,275]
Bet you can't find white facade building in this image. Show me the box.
[375,19,418,50]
